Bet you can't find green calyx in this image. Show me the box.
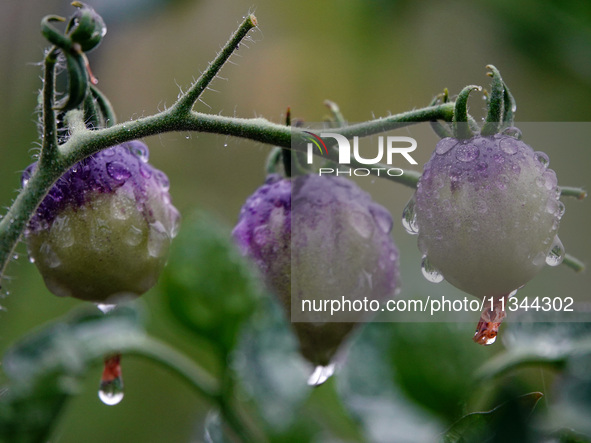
[67,2,107,52]
[431,65,518,140]
[41,3,109,114]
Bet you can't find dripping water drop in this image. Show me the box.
[98,354,124,406]
[307,363,335,387]
[421,256,444,283]
[96,303,116,314]
[402,196,419,235]
[546,236,565,266]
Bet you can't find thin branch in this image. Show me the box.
[560,186,587,200]
[40,47,59,164]
[128,336,218,402]
[172,14,258,115]
[562,253,585,273]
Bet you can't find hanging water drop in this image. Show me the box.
[96,303,116,314]
[98,354,124,406]
[402,196,419,235]
[421,256,444,283]
[307,363,335,387]
[546,236,565,266]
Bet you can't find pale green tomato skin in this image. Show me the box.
[27,188,175,302]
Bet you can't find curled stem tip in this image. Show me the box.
[247,14,258,27]
[324,100,346,127]
[481,64,504,136]
[453,85,482,139]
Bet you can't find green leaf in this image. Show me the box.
[0,303,145,443]
[477,315,591,380]
[233,298,309,432]
[204,410,234,443]
[441,392,543,443]
[388,322,492,422]
[337,322,444,443]
[160,210,263,356]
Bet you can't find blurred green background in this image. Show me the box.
[0,0,590,442]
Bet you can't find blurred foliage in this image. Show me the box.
[3,213,591,442]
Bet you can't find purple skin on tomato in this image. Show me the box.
[24,141,180,303]
[233,174,400,365]
[411,129,565,344]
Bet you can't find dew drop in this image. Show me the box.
[155,171,170,191]
[502,127,522,140]
[99,354,124,406]
[474,199,488,214]
[500,137,519,154]
[556,201,565,219]
[370,205,392,233]
[435,138,457,155]
[169,208,181,239]
[28,256,35,264]
[496,174,510,190]
[545,199,559,215]
[307,363,335,387]
[106,162,132,182]
[130,143,149,162]
[111,198,130,221]
[125,225,144,246]
[402,196,419,235]
[90,218,110,251]
[456,144,479,162]
[103,147,116,157]
[148,221,170,257]
[546,236,565,266]
[50,215,75,248]
[139,164,152,179]
[421,256,444,283]
[49,187,64,203]
[40,242,61,268]
[350,211,374,239]
[476,161,488,172]
[543,170,557,190]
[534,151,550,169]
[96,303,116,314]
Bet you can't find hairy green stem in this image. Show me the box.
[172,14,258,115]
[40,48,59,164]
[453,85,482,139]
[90,85,117,127]
[481,65,504,136]
[128,336,218,401]
[0,102,450,282]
